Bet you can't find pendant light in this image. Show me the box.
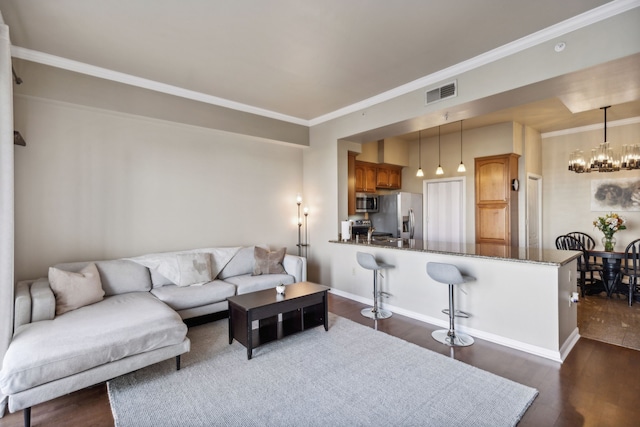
[435,126,444,175]
[568,105,636,173]
[457,120,466,172]
[416,130,424,177]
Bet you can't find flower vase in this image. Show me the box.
[602,236,616,252]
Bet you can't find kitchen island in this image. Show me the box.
[329,238,581,362]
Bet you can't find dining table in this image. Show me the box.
[587,248,626,297]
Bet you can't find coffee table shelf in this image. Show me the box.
[227,282,329,359]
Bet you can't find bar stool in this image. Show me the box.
[427,262,475,346]
[357,252,394,319]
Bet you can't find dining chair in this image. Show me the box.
[566,230,602,269]
[621,239,640,306]
[555,235,603,297]
[566,232,596,250]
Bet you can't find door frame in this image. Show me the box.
[526,173,543,249]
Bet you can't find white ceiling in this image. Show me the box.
[1,0,639,133]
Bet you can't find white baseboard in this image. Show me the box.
[560,327,581,361]
[329,288,571,363]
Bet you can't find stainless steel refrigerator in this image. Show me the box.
[370,192,423,240]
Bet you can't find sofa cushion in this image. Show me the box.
[150,280,236,311]
[217,246,257,279]
[224,273,295,295]
[252,247,286,275]
[53,260,152,296]
[48,263,105,315]
[150,268,175,288]
[0,292,186,395]
[127,247,240,285]
[176,253,212,287]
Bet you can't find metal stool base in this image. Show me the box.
[442,309,470,318]
[361,307,392,320]
[431,329,474,347]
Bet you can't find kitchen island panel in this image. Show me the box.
[329,241,579,362]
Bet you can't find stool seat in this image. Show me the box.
[357,252,394,271]
[427,262,475,347]
[357,252,394,320]
[427,262,475,285]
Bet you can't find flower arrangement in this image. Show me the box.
[593,212,626,251]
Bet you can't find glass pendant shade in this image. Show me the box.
[416,167,424,177]
[436,165,444,175]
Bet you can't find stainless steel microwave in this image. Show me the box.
[355,193,379,213]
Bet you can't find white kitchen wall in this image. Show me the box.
[402,122,517,242]
[13,96,304,280]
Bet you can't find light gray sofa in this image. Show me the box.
[0,246,307,426]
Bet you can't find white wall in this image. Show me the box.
[14,96,304,280]
[400,122,517,243]
[542,121,640,250]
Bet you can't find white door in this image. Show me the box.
[423,178,465,244]
[526,174,542,248]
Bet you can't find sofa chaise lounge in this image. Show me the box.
[0,246,306,426]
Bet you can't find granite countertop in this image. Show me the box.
[329,238,581,266]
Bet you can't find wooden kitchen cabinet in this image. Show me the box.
[354,161,377,193]
[348,153,356,215]
[475,153,519,246]
[376,164,402,189]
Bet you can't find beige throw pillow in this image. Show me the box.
[49,263,105,315]
[252,247,286,275]
[177,252,213,286]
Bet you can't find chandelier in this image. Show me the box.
[568,106,640,173]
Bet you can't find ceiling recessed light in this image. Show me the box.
[554,42,566,52]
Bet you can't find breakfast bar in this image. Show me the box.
[329,238,582,362]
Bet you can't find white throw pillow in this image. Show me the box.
[49,263,105,315]
[177,253,212,286]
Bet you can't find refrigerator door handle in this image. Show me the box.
[409,209,415,239]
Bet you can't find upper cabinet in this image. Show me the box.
[376,164,402,189]
[354,161,377,193]
[354,161,402,192]
[349,148,404,214]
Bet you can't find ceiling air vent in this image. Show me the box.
[425,80,457,105]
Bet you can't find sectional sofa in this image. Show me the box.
[0,246,306,426]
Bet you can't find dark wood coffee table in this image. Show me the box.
[227,281,329,359]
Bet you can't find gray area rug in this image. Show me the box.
[108,314,537,426]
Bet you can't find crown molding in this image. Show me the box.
[10,45,309,126]
[10,0,639,128]
[309,0,640,126]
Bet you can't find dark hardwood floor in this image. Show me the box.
[1,293,639,426]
